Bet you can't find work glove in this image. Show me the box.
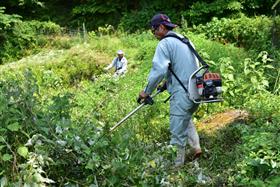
[137,91,154,105]
[157,81,167,92]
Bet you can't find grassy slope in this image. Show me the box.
[0,33,279,186]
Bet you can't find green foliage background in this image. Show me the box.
[0,0,278,29]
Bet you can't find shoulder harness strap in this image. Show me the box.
[162,33,209,68]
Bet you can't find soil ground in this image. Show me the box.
[198,109,249,134]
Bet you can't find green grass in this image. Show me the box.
[0,32,279,186]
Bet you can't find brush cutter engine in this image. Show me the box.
[188,66,223,103]
[196,72,222,99]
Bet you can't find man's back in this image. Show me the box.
[155,31,199,94]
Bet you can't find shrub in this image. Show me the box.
[195,15,275,51]
[0,17,62,63]
[228,93,280,185]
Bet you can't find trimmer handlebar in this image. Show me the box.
[111,90,161,132]
[157,82,167,92]
[137,95,154,105]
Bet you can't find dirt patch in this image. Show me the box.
[197,109,249,134]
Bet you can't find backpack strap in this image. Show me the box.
[161,33,209,97]
[162,33,209,68]
[167,63,189,96]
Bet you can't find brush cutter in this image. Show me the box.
[93,89,162,145]
[110,90,160,132]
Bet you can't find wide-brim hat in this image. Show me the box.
[117,50,124,54]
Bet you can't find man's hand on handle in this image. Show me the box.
[157,81,167,92]
[137,91,154,105]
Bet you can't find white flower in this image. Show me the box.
[56,140,67,146]
[55,126,63,134]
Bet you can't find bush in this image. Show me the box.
[0,17,62,63]
[195,15,275,51]
[245,92,280,124]
[228,93,280,185]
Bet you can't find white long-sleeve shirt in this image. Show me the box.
[105,56,128,75]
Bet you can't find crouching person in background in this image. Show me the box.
[104,50,128,78]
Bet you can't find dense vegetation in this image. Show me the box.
[0,0,278,29]
[0,0,279,186]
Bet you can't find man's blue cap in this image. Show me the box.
[150,14,177,29]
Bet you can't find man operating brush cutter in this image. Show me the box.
[137,13,202,168]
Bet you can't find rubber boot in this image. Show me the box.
[174,145,185,167]
[193,148,202,159]
[185,147,202,161]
